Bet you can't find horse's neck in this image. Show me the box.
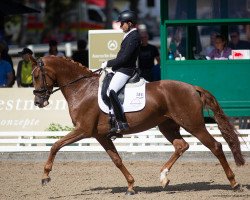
[53,65,97,101]
[53,64,88,87]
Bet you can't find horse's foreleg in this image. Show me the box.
[158,120,189,188]
[96,136,135,195]
[42,129,85,186]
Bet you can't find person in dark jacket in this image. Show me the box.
[138,31,160,82]
[101,10,141,136]
[228,29,250,50]
[72,39,89,67]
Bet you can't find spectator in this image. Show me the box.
[228,29,250,50]
[0,44,14,87]
[169,27,183,56]
[16,47,34,87]
[44,40,64,57]
[138,31,160,82]
[208,35,231,60]
[168,27,189,58]
[203,31,218,56]
[72,39,89,67]
[0,40,15,86]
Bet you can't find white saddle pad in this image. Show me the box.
[98,77,146,114]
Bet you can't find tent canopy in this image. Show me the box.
[0,0,40,16]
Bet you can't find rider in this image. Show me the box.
[101,10,141,136]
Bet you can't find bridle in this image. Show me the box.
[32,58,102,100]
[32,59,53,101]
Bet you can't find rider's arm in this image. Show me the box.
[107,34,140,71]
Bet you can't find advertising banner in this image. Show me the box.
[0,88,72,131]
[88,29,124,69]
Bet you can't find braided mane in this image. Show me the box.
[60,56,100,77]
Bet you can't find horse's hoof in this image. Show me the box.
[161,178,170,188]
[41,177,51,186]
[125,189,135,195]
[233,183,243,192]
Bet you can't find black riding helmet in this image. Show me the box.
[117,10,137,24]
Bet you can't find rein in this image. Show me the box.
[51,68,102,94]
[33,58,102,97]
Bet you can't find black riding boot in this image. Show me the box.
[107,90,129,139]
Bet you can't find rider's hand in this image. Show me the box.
[101,61,107,69]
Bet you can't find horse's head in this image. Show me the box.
[31,57,56,108]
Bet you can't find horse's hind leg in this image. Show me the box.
[190,126,239,189]
[96,136,135,195]
[42,129,85,185]
[158,119,189,188]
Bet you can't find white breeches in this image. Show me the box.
[107,72,130,96]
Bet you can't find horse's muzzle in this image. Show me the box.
[34,96,49,108]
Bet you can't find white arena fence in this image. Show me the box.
[1,125,250,153]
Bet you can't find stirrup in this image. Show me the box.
[113,121,129,133]
[117,121,129,132]
[107,132,123,140]
[107,121,129,140]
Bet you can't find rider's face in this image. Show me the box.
[120,22,131,33]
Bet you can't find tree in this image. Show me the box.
[43,0,78,41]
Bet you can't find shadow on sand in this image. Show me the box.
[48,182,250,199]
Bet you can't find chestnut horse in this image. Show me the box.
[31,56,244,195]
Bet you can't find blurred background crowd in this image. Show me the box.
[1,0,250,88]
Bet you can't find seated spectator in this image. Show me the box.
[228,29,250,50]
[0,44,14,87]
[169,27,189,58]
[169,27,183,56]
[44,40,65,57]
[16,47,34,87]
[203,31,218,56]
[72,39,89,67]
[208,35,231,60]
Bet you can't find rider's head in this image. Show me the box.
[117,10,137,33]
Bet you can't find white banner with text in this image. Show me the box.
[0,88,72,131]
[88,29,124,69]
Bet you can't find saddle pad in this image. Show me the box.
[98,80,146,114]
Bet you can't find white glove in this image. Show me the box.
[101,61,107,69]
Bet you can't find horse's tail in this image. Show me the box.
[195,86,245,166]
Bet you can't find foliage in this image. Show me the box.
[45,123,74,131]
[45,0,79,28]
[45,123,74,139]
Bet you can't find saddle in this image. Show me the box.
[98,69,146,114]
[101,71,141,108]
